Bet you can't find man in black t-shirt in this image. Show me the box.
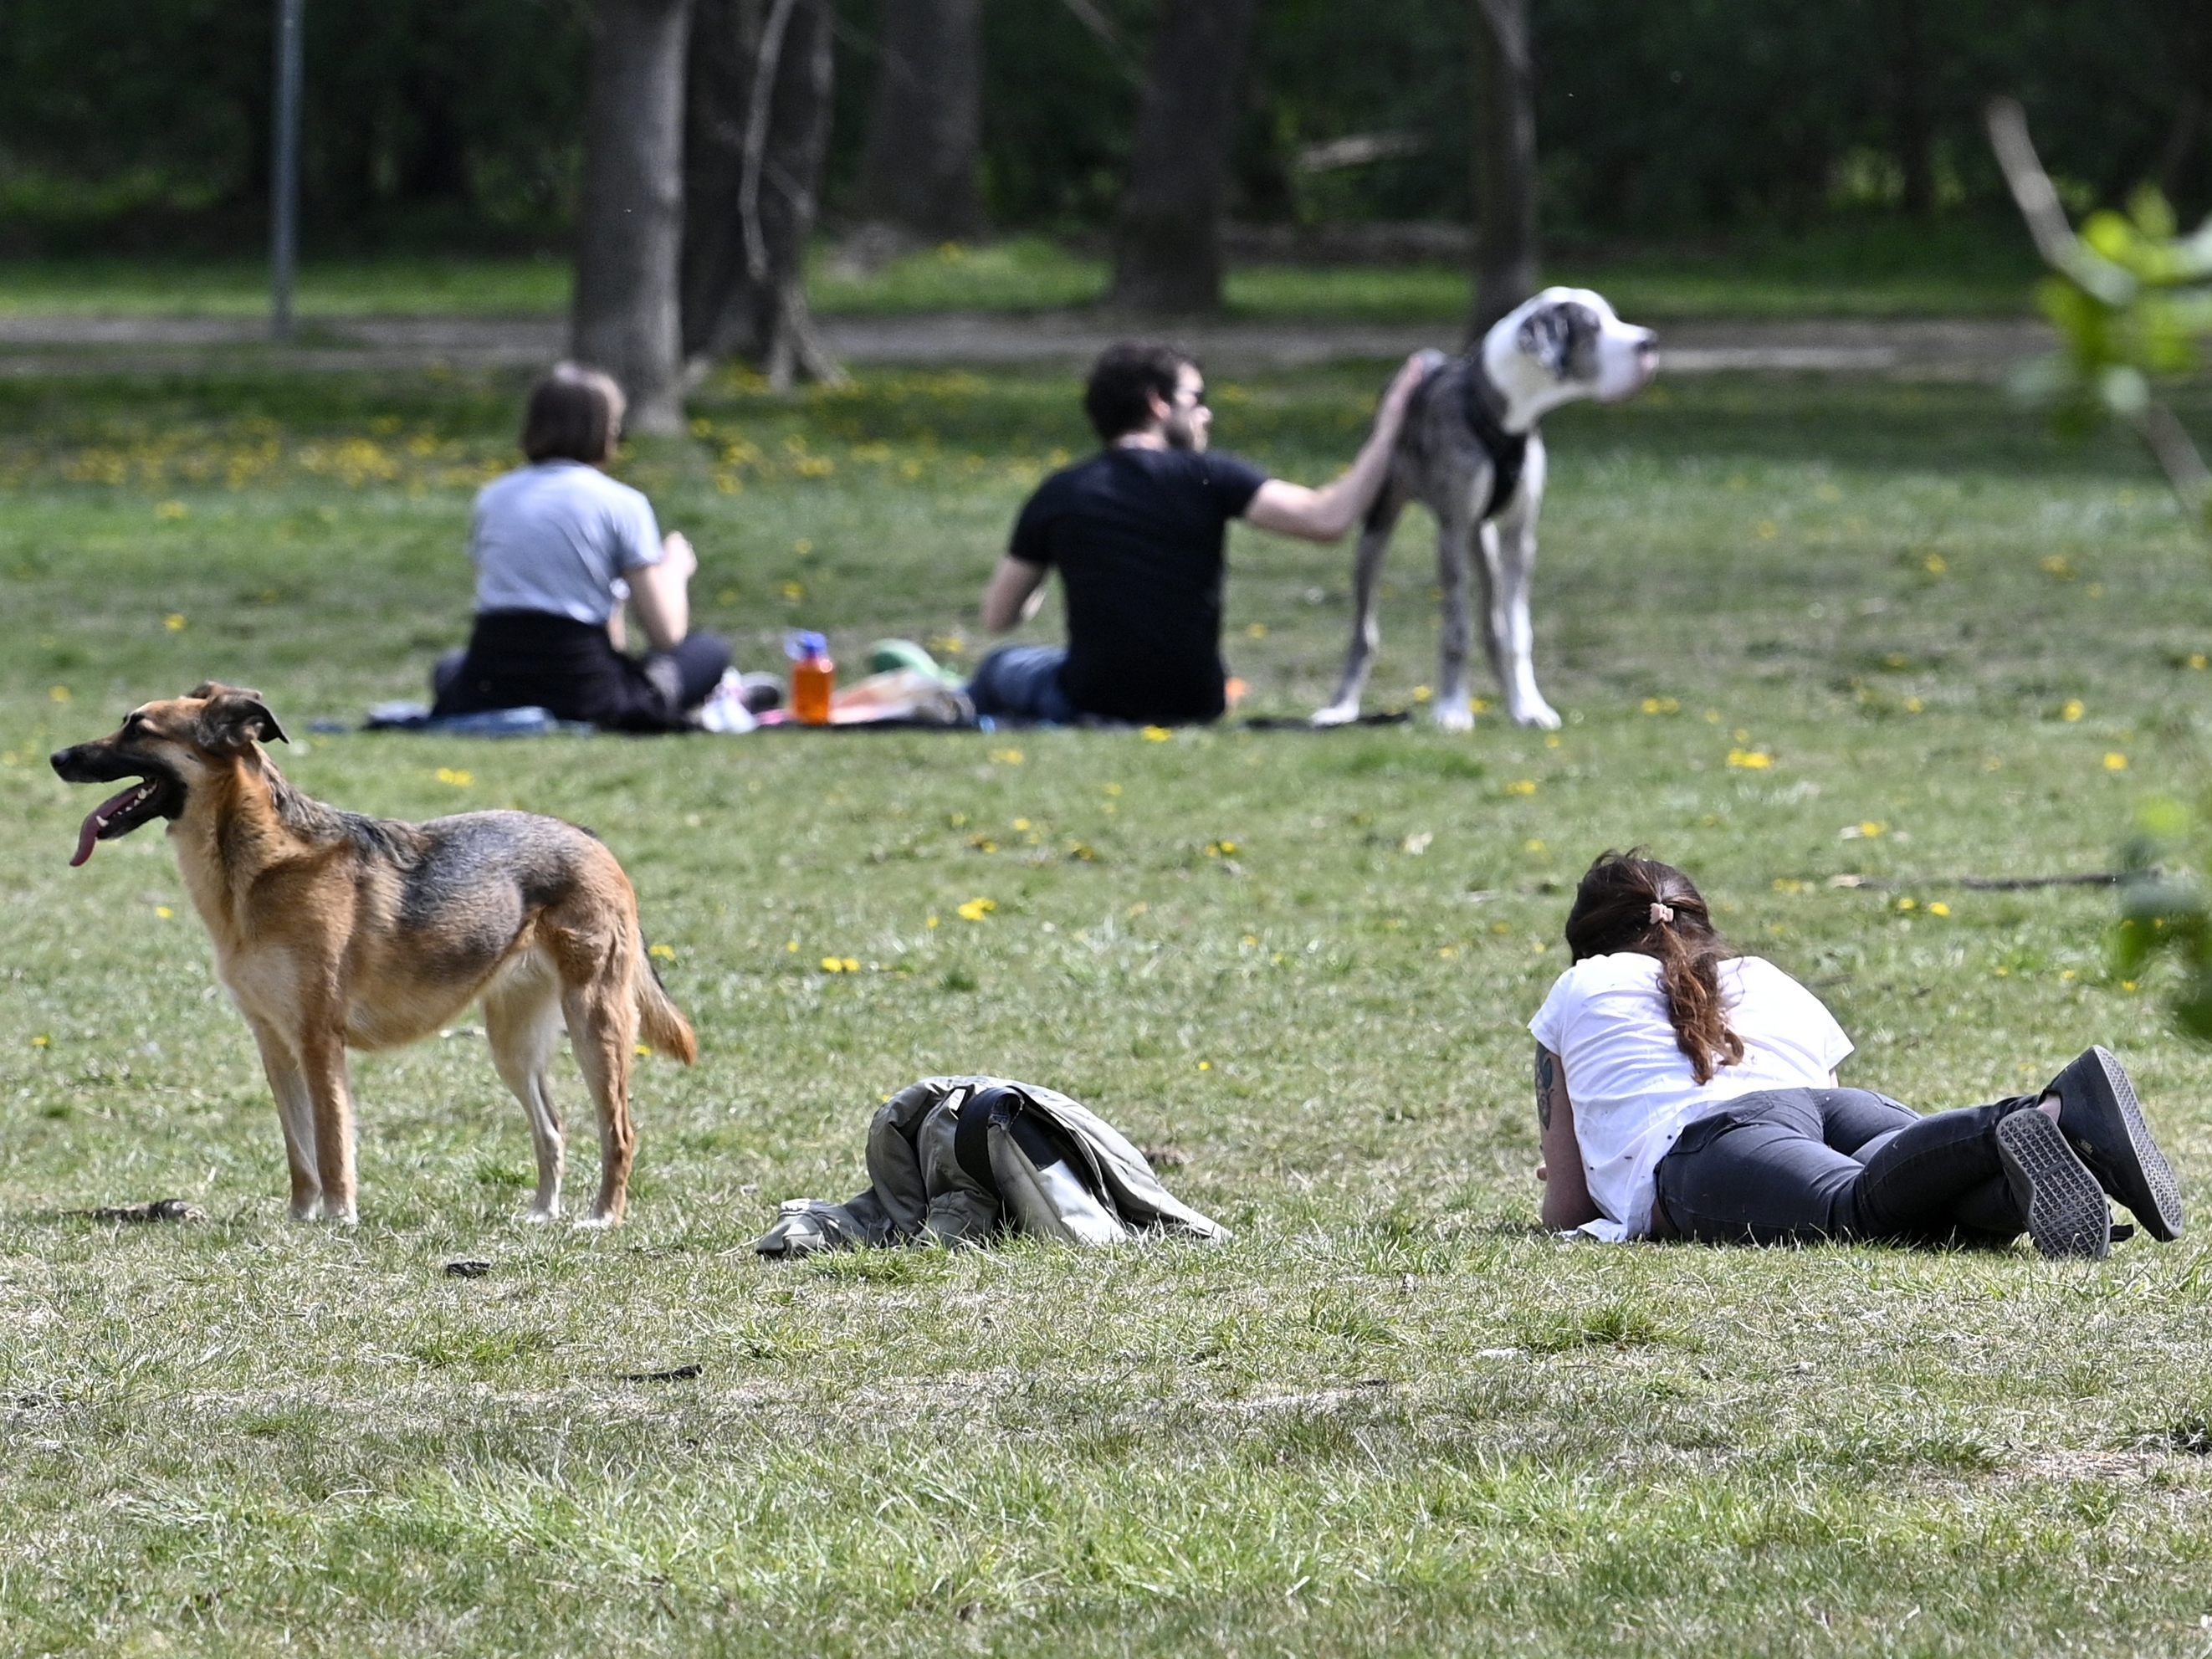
[970,341,1429,726]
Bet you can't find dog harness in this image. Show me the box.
[1460,363,1529,521]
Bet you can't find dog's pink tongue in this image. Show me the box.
[70,786,140,868]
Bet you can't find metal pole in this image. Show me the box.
[270,0,305,341]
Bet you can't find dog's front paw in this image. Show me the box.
[1510,698,1563,730]
[572,1211,622,1231]
[522,1205,561,1225]
[287,1195,324,1222]
[1432,701,1476,734]
[1310,702,1359,728]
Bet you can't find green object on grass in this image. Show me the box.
[867,637,961,684]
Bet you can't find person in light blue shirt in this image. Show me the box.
[432,364,730,730]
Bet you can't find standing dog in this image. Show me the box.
[51,683,694,1226]
[1313,287,1658,732]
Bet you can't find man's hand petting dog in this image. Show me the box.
[1313,287,1658,733]
[53,683,695,1226]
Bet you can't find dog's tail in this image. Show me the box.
[634,938,699,1064]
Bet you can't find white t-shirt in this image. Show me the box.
[469,460,662,625]
[1528,953,1853,1242]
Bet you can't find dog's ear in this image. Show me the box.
[1516,308,1573,376]
[196,686,289,753]
[1515,303,1598,379]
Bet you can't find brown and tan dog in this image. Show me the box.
[51,683,695,1226]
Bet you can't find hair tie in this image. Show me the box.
[1648,902,1675,925]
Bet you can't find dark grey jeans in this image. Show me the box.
[1651,1087,2040,1247]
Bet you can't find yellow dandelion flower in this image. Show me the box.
[1903,697,1924,714]
[1897,896,1918,912]
[1140,725,1173,741]
[956,897,996,921]
[155,905,173,919]
[1246,622,1268,639]
[1923,553,1947,574]
[2104,752,2128,771]
[1011,817,1032,832]
[1103,781,1123,796]
[785,939,799,952]
[989,747,1024,765]
[1524,838,1547,854]
[1411,685,1432,703]
[924,914,940,929]
[635,1043,652,1057]
[164,613,186,632]
[2061,699,2084,722]
[1505,779,1538,796]
[2188,653,2208,671]
[1928,901,1951,917]
[49,685,70,704]
[648,943,676,960]
[1727,749,1773,770]
[1196,1060,1211,1072]
[435,768,473,787]
[31,1034,49,1047]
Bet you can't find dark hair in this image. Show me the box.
[1083,341,1192,443]
[521,363,626,463]
[1564,849,1744,1084]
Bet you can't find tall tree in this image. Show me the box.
[855,0,985,239]
[1109,0,1260,314]
[572,0,694,435]
[682,0,840,387]
[1468,0,1539,341]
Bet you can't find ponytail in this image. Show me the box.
[1563,849,1743,1083]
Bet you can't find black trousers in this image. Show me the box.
[1651,1087,2042,1247]
[431,611,730,732]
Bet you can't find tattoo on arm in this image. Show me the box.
[1534,1046,1559,1133]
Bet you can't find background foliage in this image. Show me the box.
[3,0,2209,254]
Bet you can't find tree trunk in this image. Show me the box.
[855,0,984,240]
[681,0,841,388]
[1109,0,1259,315]
[1890,0,1936,219]
[573,0,694,435]
[1468,0,1539,343]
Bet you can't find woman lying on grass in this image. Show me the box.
[1530,850,2185,1258]
[432,364,732,732]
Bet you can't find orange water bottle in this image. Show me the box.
[788,630,835,725]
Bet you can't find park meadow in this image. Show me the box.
[0,354,2209,1655]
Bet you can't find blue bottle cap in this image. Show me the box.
[785,629,828,660]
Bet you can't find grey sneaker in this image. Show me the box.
[1996,1109,2112,1260]
[2046,1047,2184,1241]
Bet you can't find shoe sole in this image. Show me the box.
[2059,1047,2184,1241]
[1996,1109,2111,1261]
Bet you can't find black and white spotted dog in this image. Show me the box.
[1313,287,1658,732]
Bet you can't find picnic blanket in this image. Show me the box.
[751,1075,1228,1256]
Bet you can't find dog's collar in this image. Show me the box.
[1460,360,1529,521]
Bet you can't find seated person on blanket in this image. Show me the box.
[432,364,731,732]
[968,341,1430,726]
[1530,850,2184,1259]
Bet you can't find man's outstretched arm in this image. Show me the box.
[1241,351,1436,543]
[980,555,1050,633]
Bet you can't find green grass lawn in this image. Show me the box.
[0,220,2042,324]
[4,359,2212,1655]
